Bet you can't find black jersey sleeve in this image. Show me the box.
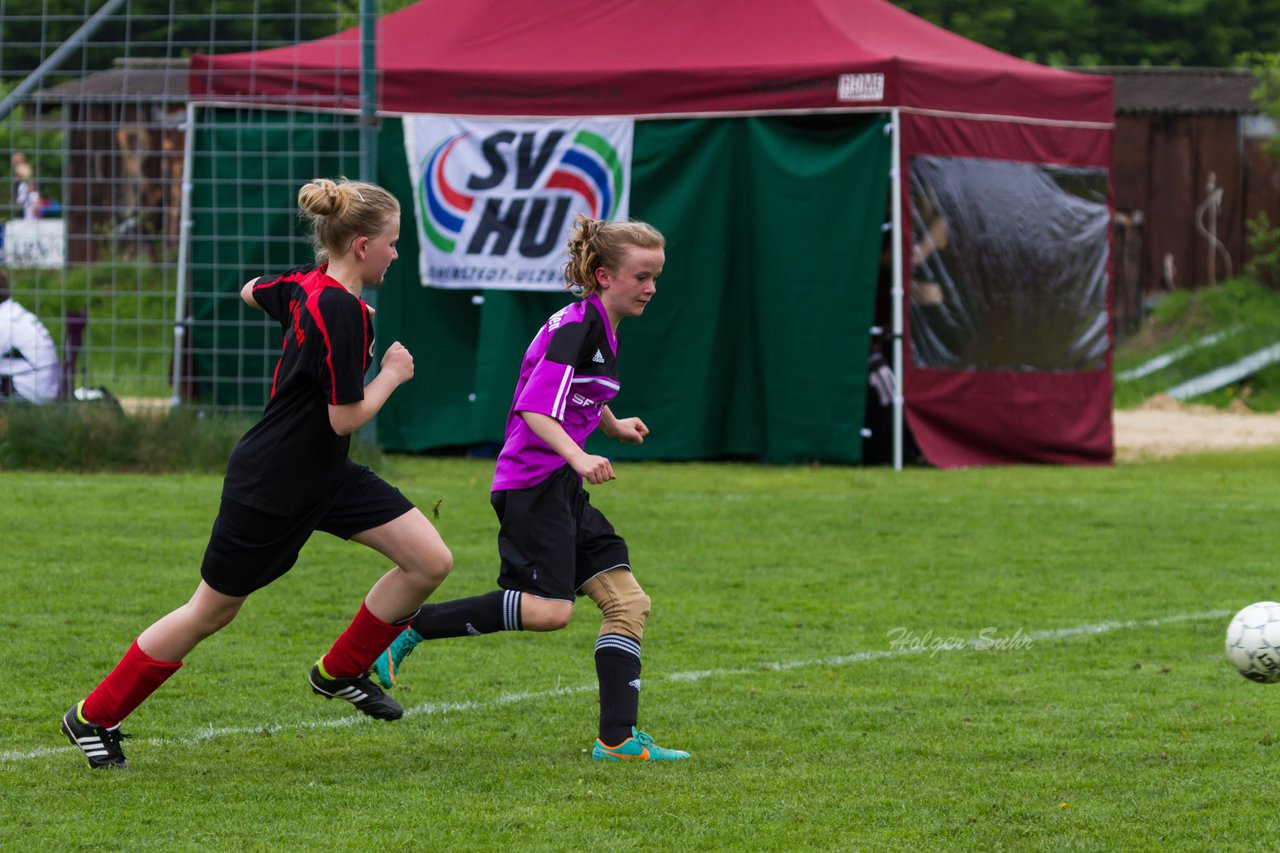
[250,266,311,324]
[249,274,290,323]
[316,289,370,406]
[543,317,592,366]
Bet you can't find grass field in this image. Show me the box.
[4,452,1280,850]
[8,262,177,400]
[1114,278,1280,411]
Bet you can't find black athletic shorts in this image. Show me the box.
[490,464,630,602]
[200,459,414,596]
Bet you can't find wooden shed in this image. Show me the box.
[29,58,187,264]
[1099,67,1280,331]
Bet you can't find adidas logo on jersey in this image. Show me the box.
[592,348,605,364]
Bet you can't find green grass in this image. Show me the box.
[8,262,176,399]
[0,404,248,472]
[1115,278,1280,411]
[4,453,1280,849]
[0,403,382,473]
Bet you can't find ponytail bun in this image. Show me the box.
[297,178,351,219]
[297,177,400,263]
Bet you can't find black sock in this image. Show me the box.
[595,633,642,745]
[411,590,522,640]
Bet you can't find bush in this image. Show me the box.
[1246,211,1280,290]
[0,403,243,472]
[0,403,386,472]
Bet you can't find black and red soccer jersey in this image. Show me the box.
[222,265,374,514]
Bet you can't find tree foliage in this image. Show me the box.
[1,0,393,79]
[891,0,1280,67]
[6,0,1280,80]
[1248,52,1280,155]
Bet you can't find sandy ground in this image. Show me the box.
[1114,395,1280,461]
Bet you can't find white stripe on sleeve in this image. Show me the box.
[553,363,574,420]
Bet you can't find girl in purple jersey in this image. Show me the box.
[375,214,689,761]
[61,178,453,769]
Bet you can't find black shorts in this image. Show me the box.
[491,464,630,602]
[200,460,414,596]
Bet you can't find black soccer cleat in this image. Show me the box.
[308,661,403,721]
[61,703,130,769]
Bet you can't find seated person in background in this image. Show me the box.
[12,152,33,208]
[0,268,59,403]
[910,189,949,307]
[19,179,43,220]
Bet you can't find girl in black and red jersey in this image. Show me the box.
[61,178,452,769]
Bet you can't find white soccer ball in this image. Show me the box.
[1226,602,1280,683]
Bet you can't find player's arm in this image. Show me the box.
[328,341,414,437]
[240,277,261,309]
[600,405,649,445]
[520,411,615,485]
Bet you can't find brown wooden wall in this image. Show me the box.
[1114,113,1280,298]
[64,102,183,264]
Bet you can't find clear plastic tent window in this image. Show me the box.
[908,156,1110,373]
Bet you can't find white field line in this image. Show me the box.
[5,609,1230,764]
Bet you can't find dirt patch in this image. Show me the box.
[1114,395,1280,461]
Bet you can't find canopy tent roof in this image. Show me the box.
[190,0,1112,123]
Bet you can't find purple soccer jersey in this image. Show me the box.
[492,294,620,491]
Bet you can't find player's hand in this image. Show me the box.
[571,453,616,485]
[381,341,414,384]
[607,416,649,445]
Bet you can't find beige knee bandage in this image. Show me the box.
[583,569,651,642]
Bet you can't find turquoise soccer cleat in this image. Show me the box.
[592,727,690,762]
[373,626,424,689]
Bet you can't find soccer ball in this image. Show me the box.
[1225,602,1280,683]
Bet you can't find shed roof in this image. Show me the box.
[32,58,188,104]
[1086,67,1260,115]
[22,59,187,130]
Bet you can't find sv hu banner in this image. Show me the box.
[404,116,634,291]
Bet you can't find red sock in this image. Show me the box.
[321,601,407,678]
[81,640,183,728]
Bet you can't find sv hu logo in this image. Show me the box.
[419,129,622,260]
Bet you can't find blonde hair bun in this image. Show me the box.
[297,177,400,263]
[298,178,350,219]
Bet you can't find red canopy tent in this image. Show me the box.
[190,0,1109,122]
[190,0,1115,468]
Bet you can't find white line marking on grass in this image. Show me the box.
[5,609,1231,764]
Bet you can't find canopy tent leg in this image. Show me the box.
[889,109,905,471]
[170,102,198,407]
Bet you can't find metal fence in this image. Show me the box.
[1,1,377,412]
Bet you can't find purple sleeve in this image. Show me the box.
[513,320,588,421]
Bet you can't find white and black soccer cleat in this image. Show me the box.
[61,703,129,769]
[308,662,403,721]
